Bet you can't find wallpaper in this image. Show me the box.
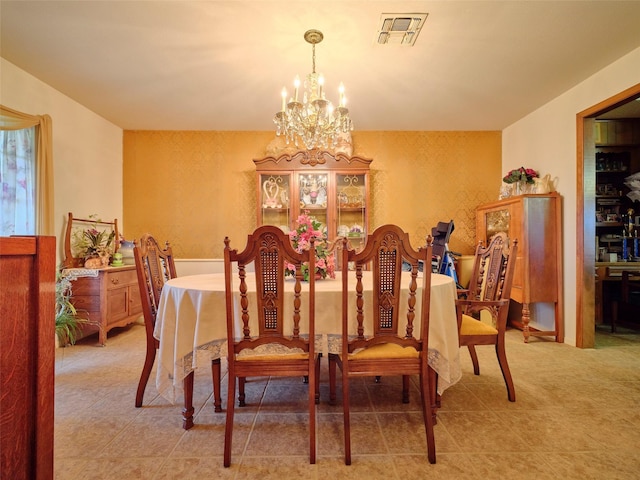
[123,130,501,258]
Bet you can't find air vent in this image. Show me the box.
[376,13,428,46]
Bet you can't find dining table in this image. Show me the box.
[153,270,462,412]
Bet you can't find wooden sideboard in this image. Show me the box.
[1,236,55,480]
[476,193,564,342]
[67,265,143,345]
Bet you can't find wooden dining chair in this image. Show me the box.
[133,234,222,427]
[611,270,640,332]
[455,232,518,402]
[328,224,436,465]
[223,225,319,467]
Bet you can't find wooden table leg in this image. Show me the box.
[428,366,440,424]
[182,371,194,430]
[211,358,222,412]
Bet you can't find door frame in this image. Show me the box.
[576,83,640,347]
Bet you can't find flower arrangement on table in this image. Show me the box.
[502,167,539,184]
[71,214,116,261]
[285,212,336,281]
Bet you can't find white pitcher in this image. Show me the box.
[534,174,558,194]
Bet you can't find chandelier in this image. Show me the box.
[274,29,353,150]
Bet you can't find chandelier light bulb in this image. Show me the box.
[294,75,300,102]
[281,88,287,112]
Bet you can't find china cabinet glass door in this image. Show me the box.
[485,208,510,241]
[297,172,329,237]
[336,173,367,252]
[259,174,291,232]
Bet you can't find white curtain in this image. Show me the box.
[0,127,36,235]
[0,105,54,235]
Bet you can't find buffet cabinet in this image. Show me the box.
[67,265,142,345]
[254,150,372,252]
[476,192,563,342]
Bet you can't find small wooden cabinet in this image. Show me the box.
[67,265,142,345]
[476,192,563,342]
[254,150,372,252]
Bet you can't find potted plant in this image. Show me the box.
[70,214,116,267]
[55,269,90,346]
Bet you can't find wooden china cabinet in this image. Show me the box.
[475,192,563,343]
[254,150,372,253]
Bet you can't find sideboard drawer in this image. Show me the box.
[107,269,138,289]
[70,294,100,313]
[69,278,101,296]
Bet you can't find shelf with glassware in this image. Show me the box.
[336,173,367,252]
[254,150,372,253]
[259,173,292,233]
[594,123,640,262]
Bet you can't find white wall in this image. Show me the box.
[503,46,640,345]
[1,58,123,264]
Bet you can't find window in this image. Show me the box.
[0,105,53,236]
[0,127,36,235]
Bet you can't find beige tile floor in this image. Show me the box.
[54,322,640,480]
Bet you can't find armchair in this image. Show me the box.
[456,232,518,401]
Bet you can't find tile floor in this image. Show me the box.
[54,322,640,479]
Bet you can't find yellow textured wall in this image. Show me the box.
[123,130,501,258]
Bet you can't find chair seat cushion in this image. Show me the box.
[236,352,309,361]
[236,343,308,361]
[349,342,419,360]
[460,314,498,336]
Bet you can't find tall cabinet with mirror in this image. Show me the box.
[254,150,372,254]
[475,192,563,343]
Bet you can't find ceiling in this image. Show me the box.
[2,1,640,132]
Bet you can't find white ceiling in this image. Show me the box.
[2,1,640,131]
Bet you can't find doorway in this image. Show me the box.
[577,83,640,347]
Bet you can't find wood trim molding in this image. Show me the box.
[576,82,640,348]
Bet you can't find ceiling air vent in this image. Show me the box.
[376,13,428,46]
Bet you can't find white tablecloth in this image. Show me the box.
[154,271,461,403]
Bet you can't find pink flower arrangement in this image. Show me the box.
[285,212,336,281]
[503,166,539,184]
